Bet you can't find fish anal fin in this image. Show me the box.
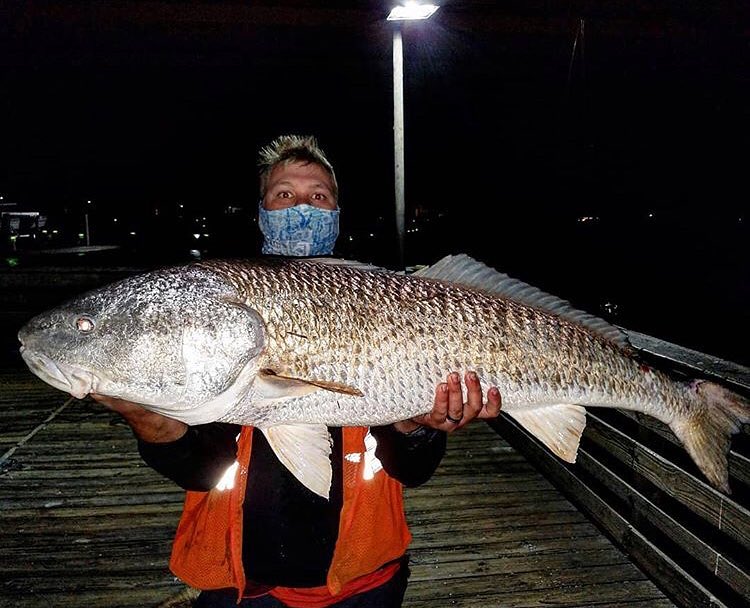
[261,423,333,499]
[506,404,587,462]
[258,368,363,398]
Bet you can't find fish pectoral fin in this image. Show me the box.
[258,368,363,398]
[506,404,587,463]
[261,424,333,499]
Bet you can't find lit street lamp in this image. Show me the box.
[387,2,439,269]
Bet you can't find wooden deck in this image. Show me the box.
[404,426,675,608]
[0,368,674,608]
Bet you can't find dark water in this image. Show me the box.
[402,210,749,368]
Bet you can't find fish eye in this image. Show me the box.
[75,316,96,333]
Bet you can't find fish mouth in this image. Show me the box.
[21,350,96,399]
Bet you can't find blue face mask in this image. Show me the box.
[258,204,340,257]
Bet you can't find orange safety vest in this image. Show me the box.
[169,426,412,605]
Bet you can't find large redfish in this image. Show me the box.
[18,255,749,498]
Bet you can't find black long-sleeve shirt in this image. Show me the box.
[139,422,445,588]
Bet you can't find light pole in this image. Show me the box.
[387,2,439,269]
[84,200,92,246]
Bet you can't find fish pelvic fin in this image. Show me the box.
[258,369,363,398]
[506,404,587,462]
[261,423,333,499]
[669,381,750,494]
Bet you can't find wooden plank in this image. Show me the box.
[583,413,750,550]
[491,416,726,608]
[411,534,605,560]
[624,330,750,392]
[402,422,674,606]
[406,577,674,608]
[574,445,750,598]
[600,409,750,489]
[406,594,676,608]
[0,512,183,537]
[1,587,186,608]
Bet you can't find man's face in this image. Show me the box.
[262,161,337,211]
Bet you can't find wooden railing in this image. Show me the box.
[490,330,750,608]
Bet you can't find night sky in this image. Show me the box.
[1,1,748,364]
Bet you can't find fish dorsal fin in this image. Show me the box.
[261,424,333,499]
[302,257,387,273]
[414,254,631,350]
[258,369,363,398]
[505,404,587,462]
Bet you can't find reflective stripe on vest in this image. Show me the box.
[169,426,411,598]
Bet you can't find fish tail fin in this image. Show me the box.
[669,380,750,494]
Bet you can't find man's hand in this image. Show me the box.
[393,371,502,434]
[90,394,187,443]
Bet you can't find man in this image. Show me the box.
[93,135,502,607]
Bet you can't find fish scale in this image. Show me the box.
[202,259,681,426]
[18,254,750,496]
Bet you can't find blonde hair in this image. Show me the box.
[258,135,338,199]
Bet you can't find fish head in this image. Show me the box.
[18,265,266,419]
